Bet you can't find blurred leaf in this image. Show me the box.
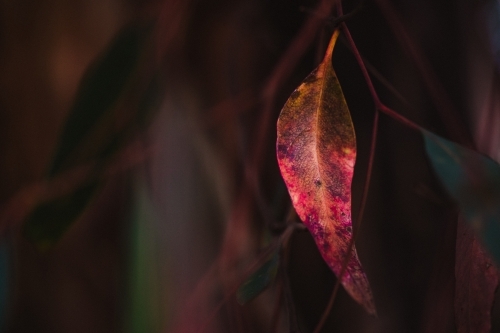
[126,177,162,333]
[49,23,150,176]
[423,130,500,333]
[23,182,99,249]
[422,129,500,262]
[137,73,165,129]
[23,22,161,247]
[237,249,279,305]
[276,29,376,314]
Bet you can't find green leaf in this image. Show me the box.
[126,177,162,333]
[237,249,279,305]
[422,130,500,262]
[22,182,99,249]
[49,23,149,176]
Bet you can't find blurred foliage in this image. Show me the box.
[1,0,500,332]
[423,130,500,263]
[22,22,159,247]
[23,182,99,249]
[237,247,279,305]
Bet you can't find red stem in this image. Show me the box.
[337,8,421,131]
[378,104,421,131]
[338,21,381,107]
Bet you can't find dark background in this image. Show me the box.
[0,0,498,332]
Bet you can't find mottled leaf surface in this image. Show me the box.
[237,249,279,305]
[276,30,376,314]
[423,130,500,262]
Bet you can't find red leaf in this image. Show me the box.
[276,29,376,314]
[455,218,499,333]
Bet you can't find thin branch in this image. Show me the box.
[378,104,421,131]
[373,0,473,147]
[337,14,382,107]
[196,223,299,333]
[356,110,380,238]
[360,54,416,111]
[337,8,422,131]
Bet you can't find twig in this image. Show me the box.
[327,1,365,28]
[360,54,416,111]
[378,105,420,131]
[195,223,298,333]
[337,9,422,131]
[373,0,473,147]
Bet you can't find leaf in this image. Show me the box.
[23,22,159,247]
[237,249,279,305]
[455,218,498,333]
[23,182,99,249]
[126,177,162,333]
[49,23,150,176]
[422,130,500,333]
[422,129,500,262]
[276,29,376,315]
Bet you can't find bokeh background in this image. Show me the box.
[1,0,500,332]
